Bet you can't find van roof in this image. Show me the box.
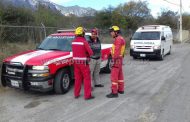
[137,25,171,32]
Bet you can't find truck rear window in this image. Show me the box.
[132,32,160,40]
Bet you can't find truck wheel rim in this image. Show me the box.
[62,74,69,89]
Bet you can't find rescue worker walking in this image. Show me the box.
[72,27,95,100]
[106,26,126,98]
[89,28,104,89]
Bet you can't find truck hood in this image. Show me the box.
[4,50,72,66]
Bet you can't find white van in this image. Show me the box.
[130,25,173,60]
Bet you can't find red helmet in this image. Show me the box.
[91,28,98,35]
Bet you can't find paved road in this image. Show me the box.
[0,43,190,122]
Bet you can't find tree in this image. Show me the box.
[1,5,34,25]
[156,9,178,29]
[34,4,63,27]
[182,14,190,30]
[94,6,114,28]
[111,10,128,29]
[114,1,152,29]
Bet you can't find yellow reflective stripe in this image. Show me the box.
[120,45,125,56]
[111,44,115,55]
[118,80,124,83]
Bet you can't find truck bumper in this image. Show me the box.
[1,63,54,92]
[2,74,54,92]
[130,49,161,58]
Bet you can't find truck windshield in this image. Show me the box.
[37,36,75,51]
[132,32,160,40]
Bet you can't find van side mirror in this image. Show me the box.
[161,36,165,41]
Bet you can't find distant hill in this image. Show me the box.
[1,0,97,16]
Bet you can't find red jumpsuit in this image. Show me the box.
[111,35,126,94]
[72,36,93,99]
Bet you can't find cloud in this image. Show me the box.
[147,0,190,16]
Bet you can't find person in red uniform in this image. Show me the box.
[106,26,126,98]
[72,27,95,100]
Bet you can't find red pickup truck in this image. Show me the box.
[1,30,112,94]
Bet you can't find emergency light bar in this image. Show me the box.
[57,28,89,33]
[141,25,159,30]
[57,29,75,33]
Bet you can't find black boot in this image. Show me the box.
[85,96,95,100]
[106,93,118,98]
[95,84,104,87]
[118,91,124,94]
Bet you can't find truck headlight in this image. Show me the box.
[32,66,49,70]
[153,45,161,50]
[30,66,50,77]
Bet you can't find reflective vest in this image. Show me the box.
[111,35,126,59]
[72,36,93,62]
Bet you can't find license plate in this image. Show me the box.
[11,80,19,87]
[140,54,146,57]
[31,82,39,86]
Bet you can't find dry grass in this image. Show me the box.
[0,42,36,64]
[0,35,130,64]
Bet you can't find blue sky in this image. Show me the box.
[50,0,126,10]
[49,0,190,17]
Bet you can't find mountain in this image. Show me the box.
[1,0,97,16]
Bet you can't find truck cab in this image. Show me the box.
[1,30,112,94]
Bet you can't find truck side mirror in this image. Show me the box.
[35,43,40,49]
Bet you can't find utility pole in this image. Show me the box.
[180,0,182,43]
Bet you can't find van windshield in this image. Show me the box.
[132,32,160,40]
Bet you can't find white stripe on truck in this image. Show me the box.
[43,52,73,65]
[11,50,52,65]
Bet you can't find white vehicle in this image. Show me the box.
[130,25,173,60]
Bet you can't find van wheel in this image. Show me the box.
[168,46,171,55]
[102,56,112,73]
[159,50,164,60]
[54,68,71,94]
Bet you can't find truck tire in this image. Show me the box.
[1,64,6,87]
[54,68,71,94]
[102,56,112,73]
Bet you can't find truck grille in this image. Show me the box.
[5,63,24,77]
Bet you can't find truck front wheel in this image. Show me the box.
[54,68,71,94]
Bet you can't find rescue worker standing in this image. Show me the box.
[72,27,95,100]
[106,26,126,98]
[89,28,104,88]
